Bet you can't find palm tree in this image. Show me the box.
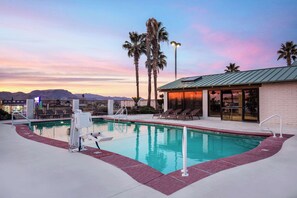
[225,63,240,73]
[277,41,297,66]
[122,32,146,102]
[152,22,169,109]
[153,50,167,109]
[145,18,158,107]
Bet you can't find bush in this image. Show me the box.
[129,106,158,114]
[0,109,12,120]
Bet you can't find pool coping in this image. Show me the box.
[14,121,293,195]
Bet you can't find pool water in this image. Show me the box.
[31,119,264,174]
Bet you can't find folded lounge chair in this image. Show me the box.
[176,108,192,120]
[166,109,182,119]
[153,109,173,118]
[184,109,201,120]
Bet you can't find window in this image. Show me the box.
[168,91,202,115]
[184,91,202,114]
[208,90,221,117]
[168,92,183,110]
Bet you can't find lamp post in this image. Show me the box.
[170,41,181,80]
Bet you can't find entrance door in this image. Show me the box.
[243,89,259,122]
[221,90,243,121]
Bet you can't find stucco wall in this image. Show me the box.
[259,82,297,125]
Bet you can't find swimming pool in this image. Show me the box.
[31,119,264,174]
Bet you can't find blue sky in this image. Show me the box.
[0,0,296,97]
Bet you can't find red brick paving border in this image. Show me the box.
[14,123,293,195]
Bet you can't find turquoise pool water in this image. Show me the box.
[31,119,264,174]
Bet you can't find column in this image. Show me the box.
[163,92,168,112]
[26,99,34,119]
[202,90,208,119]
[72,99,79,112]
[108,100,114,115]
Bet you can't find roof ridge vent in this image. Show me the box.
[181,76,202,82]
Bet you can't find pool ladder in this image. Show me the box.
[11,110,31,128]
[114,106,128,122]
[259,114,283,138]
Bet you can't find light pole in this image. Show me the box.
[170,41,181,80]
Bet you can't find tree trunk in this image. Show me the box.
[153,68,158,110]
[287,55,292,66]
[147,66,152,107]
[134,55,140,100]
[146,34,151,107]
[152,39,159,110]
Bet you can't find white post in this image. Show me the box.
[163,92,168,112]
[72,99,79,112]
[108,100,114,115]
[279,117,283,138]
[202,89,208,119]
[26,99,34,119]
[181,126,189,177]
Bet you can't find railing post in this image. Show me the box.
[279,117,283,138]
[181,126,189,177]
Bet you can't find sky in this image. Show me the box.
[0,0,296,98]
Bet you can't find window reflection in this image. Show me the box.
[244,89,258,121]
[168,92,183,110]
[168,91,202,115]
[208,90,221,117]
[221,90,243,121]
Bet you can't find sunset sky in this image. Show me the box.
[1,0,296,97]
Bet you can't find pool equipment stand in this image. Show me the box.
[181,126,189,177]
[69,110,112,152]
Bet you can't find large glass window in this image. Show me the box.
[168,91,202,114]
[221,90,243,121]
[243,89,259,121]
[208,90,221,117]
[168,92,183,110]
[184,91,202,115]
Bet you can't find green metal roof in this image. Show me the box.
[159,65,297,91]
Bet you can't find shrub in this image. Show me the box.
[129,106,157,114]
[0,109,12,120]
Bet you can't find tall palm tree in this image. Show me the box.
[225,63,240,73]
[122,32,146,101]
[277,41,297,66]
[153,50,167,109]
[152,22,169,109]
[145,18,158,107]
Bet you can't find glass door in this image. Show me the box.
[243,89,259,122]
[221,90,243,121]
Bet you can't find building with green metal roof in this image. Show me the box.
[159,65,297,124]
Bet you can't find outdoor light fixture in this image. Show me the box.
[170,41,181,80]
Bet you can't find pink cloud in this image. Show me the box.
[192,24,275,70]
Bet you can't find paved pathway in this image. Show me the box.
[1,116,296,198]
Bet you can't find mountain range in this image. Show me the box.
[0,89,131,101]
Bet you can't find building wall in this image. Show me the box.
[259,82,297,125]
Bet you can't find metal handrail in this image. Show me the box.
[259,114,282,138]
[11,110,31,128]
[114,106,128,121]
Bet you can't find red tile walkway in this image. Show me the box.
[15,124,292,195]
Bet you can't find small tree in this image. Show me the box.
[277,41,297,66]
[225,63,240,73]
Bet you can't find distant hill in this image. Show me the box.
[0,89,131,101]
[75,93,131,101]
[28,90,77,100]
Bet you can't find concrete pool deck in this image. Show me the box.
[0,115,297,197]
